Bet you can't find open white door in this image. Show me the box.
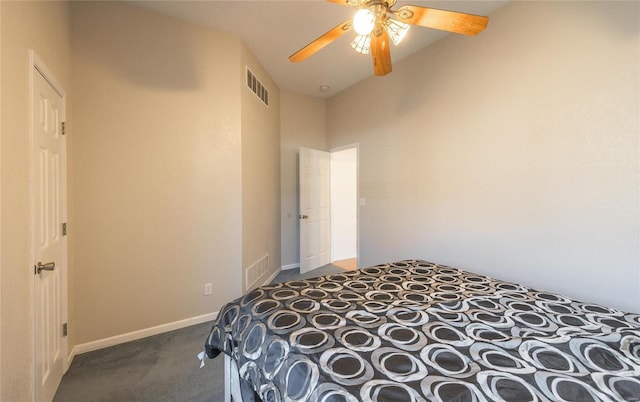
[299,147,331,274]
[32,56,67,402]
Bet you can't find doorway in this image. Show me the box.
[298,145,359,274]
[330,146,358,271]
[31,51,68,402]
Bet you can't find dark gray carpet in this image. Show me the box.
[54,263,345,402]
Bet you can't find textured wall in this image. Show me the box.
[327,1,639,312]
[241,43,282,291]
[1,2,72,400]
[280,91,327,268]
[71,2,243,344]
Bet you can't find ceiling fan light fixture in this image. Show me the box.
[288,1,489,77]
[351,34,371,54]
[353,9,376,35]
[384,19,410,45]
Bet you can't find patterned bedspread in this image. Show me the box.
[205,260,640,401]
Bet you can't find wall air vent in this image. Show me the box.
[245,253,270,290]
[246,67,269,107]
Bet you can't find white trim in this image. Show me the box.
[65,348,75,372]
[73,312,219,355]
[31,51,66,98]
[329,143,359,153]
[281,263,300,271]
[0,3,3,394]
[29,50,68,402]
[262,267,281,286]
[29,49,36,402]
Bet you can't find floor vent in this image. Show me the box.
[246,67,269,107]
[245,253,270,290]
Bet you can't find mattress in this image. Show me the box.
[205,260,640,401]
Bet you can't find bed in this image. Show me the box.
[204,260,640,401]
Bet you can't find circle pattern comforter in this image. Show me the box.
[205,260,640,402]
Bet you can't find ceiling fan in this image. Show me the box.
[289,0,489,76]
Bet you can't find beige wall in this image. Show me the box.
[71,2,243,344]
[240,44,281,290]
[1,1,72,400]
[0,0,3,395]
[1,1,282,396]
[280,91,326,268]
[327,1,639,312]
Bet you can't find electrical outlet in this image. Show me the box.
[204,283,213,296]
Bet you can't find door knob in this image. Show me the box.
[35,261,55,274]
[299,214,309,219]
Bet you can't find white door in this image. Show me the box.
[32,62,67,402]
[299,147,331,274]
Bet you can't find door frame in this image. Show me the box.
[0,2,3,395]
[29,49,69,400]
[329,143,359,268]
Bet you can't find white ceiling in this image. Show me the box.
[129,0,510,98]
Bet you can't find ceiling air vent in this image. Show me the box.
[246,67,269,107]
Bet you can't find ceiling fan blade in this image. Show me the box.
[289,19,353,63]
[371,28,392,76]
[394,5,488,36]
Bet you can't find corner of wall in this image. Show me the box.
[70,0,244,345]
[240,42,282,293]
[279,91,328,270]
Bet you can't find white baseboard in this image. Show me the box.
[69,266,283,360]
[65,347,75,373]
[281,263,299,271]
[262,267,281,286]
[72,311,219,356]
